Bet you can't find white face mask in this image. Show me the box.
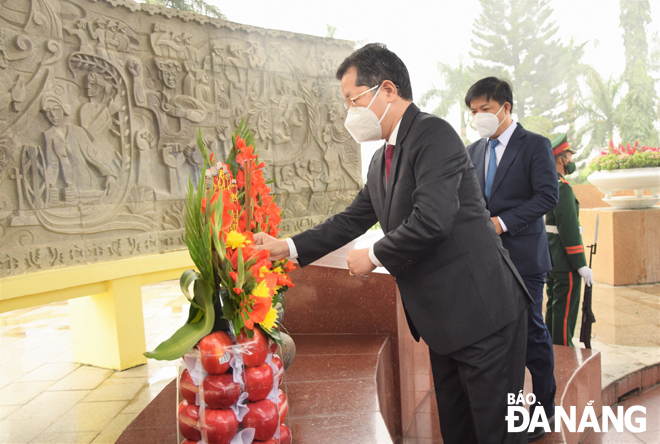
[344,85,391,143]
[473,104,506,138]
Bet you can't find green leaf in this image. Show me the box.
[144,279,215,361]
[180,269,205,312]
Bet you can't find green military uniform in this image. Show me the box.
[545,134,587,347]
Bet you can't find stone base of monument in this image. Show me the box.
[580,207,660,285]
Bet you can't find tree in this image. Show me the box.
[470,0,564,123]
[575,73,623,157]
[419,59,476,144]
[618,0,658,145]
[555,39,590,147]
[144,0,226,19]
[326,25,337,39]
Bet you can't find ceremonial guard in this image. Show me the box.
[545,134,593,346]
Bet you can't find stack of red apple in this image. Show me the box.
[177,327,292,444]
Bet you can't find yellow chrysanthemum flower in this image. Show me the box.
[251,280,271,298]
[226,231,247,249]
[260,306,278,331]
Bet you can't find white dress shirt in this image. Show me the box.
[286,120,403,267]
[484,121,518,233]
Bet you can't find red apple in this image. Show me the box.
[201,408,238,444]
[277,389,288,424]
[203,373,241,409]
[244,363,273,402]
[280,423,292,444]
[252,422,291,443]
[238,327,269,367]
[240,399,279,441]
[180,369,199,405]
[178,400,201,441]
[199,331,233,375]
[271,355,284,387]
[271,355,283,373]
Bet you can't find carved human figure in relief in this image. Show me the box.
[89,19,109,58]
[115,24,132,53]
[79,72,121,168]
[297,159,327,215]
[156,58,207,123]
[277,164,308,218]
[41,94,117,203]
[64,20,93,54]
[321,124,360,191]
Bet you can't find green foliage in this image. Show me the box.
[519,115,554,138]
[568,164,593,185]
[555,39,590,148]
[618,0,659,145]
[143,0,226,19]
[575,73,623,158]
[144,278,215,360]
[590,151,660,171]
[619,60,659,145]
[419,59,475,144]
[469,0,564,122]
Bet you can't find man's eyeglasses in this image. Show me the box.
[343,84,380,110]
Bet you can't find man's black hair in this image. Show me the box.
[336,43,413,101]
[464,77,513,111]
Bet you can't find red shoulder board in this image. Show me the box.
[559,177,569,184]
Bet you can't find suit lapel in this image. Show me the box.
[383,103,420,231]
[489,124,525,199]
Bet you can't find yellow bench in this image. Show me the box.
[0,251,194,370]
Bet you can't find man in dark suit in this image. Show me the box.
[256,44,531,444]
[465,78,559,442]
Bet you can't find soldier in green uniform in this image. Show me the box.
[545,134,594,346]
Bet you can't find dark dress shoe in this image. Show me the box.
[527,427,546,442]
[527,414,554,442]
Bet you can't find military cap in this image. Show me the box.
[551,133,576,156]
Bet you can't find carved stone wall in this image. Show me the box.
[0,0,361,277]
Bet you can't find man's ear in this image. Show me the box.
[381,80,398,103]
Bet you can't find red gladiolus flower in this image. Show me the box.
[240,294,271,330]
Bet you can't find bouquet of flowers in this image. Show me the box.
[590,140,660,171]
[145,122,294,444]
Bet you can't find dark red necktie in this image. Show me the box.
[385,144,395,181]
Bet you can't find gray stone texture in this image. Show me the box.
[0,0,361,277]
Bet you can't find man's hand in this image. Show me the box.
[347,248,376,278]
[253,232,290,261]
[578,266,594,286]
[491,216,503,235]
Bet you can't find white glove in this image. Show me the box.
[578,266,594,287]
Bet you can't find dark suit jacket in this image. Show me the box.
[292,104,531,355]
[466,124,559,277]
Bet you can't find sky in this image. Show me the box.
[211,0,659,178]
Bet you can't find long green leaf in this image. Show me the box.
[144,279,215,361]
[180,269,205,312]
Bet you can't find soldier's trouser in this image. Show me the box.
[545,270,582,347]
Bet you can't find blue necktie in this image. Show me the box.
[484,139,499,203]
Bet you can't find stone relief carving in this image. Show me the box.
[0,0,359,277]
